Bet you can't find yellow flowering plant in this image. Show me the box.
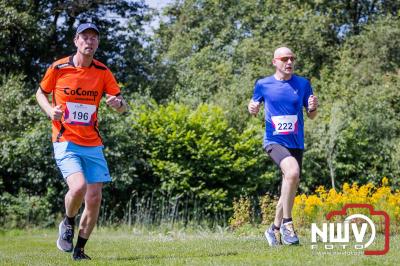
[292,177,399,233]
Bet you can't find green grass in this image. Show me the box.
[0,226,398,265]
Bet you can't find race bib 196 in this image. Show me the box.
[271,115,298,135]
[64,102,96,126]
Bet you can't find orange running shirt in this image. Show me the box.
[40,56,121,146]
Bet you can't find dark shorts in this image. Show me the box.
[265,144,303,173]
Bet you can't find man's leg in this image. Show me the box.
[279,156,300,219]
[279,156,300,244]
[57,172,86,252]
[264,144,301,246]
[273,184,283,227]
[265,191,284,246]
[78,182,103,238]
[273,156,300,225]
[73,182,103,260]
[65,173,87,217]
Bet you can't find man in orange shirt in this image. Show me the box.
[36,23,127,260]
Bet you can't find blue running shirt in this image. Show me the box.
[252,75,313,149]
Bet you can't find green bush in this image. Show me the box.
[0,189,56,228]
[100,101,271,221]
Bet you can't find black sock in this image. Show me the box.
[64,215,75,227]
[75,236,88,250]
[282,217,292,224]
[272,224,280,230]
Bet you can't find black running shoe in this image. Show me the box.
[73,248,91,260]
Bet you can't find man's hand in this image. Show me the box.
[49,104,63,121]
[308,95,318,112]
[106,94,127,113]
[106,95,123,109]
[248,99,261,116]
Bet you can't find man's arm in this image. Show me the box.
[306,95,318,120]
[36,88,63,120]
[106,94,128,113]
[307,109,318,119]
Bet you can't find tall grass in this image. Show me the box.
[98,193,230,229]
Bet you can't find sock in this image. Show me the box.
[282,217,292,224]
[272,224,280,230]
[64,215,75,227]
[75,236,88,250]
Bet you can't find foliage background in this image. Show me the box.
[0,0,399,227]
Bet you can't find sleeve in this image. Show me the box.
[39,65,57,94]
[104,69,121,96]
[252,80,264,103]
[303,79,314,109]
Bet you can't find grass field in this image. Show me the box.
[0,226,398,265]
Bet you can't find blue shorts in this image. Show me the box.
[53,142,111,184]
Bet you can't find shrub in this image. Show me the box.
[0,190,56,228]
[229,196,251,229]
[259,193,278,225]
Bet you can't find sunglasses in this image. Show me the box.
[275,56,296,62]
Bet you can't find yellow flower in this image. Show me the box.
[292,178,400,228]
[382,176,389,187]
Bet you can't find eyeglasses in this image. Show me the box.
[275,56,296,62]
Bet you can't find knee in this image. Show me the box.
[284,169,300,185]
[69,185,86,200]
[86,192,102,207]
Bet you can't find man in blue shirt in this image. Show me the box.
[248,47,318,246]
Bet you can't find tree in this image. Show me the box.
[152,0,340,129]
[0,0,151,93]
[303,16,400,190]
